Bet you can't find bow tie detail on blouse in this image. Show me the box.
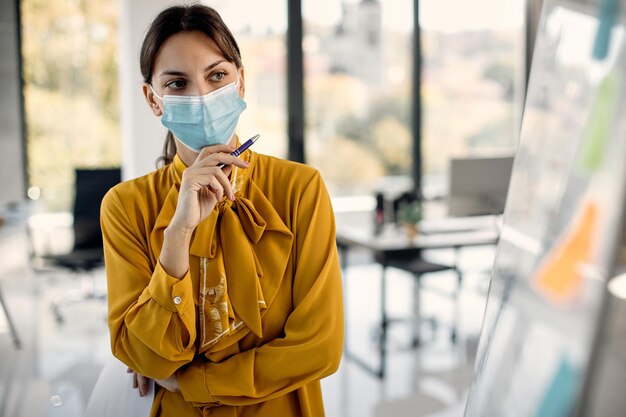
[150,159,293,355]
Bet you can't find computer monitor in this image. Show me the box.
[447,154,515,217]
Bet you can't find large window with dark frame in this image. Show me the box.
[20,0,526,211]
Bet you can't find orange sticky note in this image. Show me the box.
[533,202,597,305]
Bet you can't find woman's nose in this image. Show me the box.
[196,77,218,96]
[196,84,213,96]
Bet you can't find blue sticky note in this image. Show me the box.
[593,0,620,60]
[534,359,580,417]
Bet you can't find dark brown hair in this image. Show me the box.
[140,4,243,167]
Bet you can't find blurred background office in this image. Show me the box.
[0,0,537,416]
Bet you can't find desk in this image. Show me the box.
[336,217,499,378]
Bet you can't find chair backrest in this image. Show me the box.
[72,168,121,249]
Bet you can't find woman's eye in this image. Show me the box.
[210,71,226,82]
[165,80,186,90]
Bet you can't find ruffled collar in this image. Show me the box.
[150,145,294,356]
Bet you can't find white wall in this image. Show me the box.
[0,0,26,204]
[118,0,178,180]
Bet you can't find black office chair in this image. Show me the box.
[42,168,121,323]
[375,249,459,348]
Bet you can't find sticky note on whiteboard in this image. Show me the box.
[533,202,597,305]
[579,73,620,172]
[533,358,580,417]
[592,0,619,60]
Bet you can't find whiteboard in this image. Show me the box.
[464,1,626,416]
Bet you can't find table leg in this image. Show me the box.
[0,283,21,349]
[452,247,462,343]
[412,274,421,348]
[379,265,388,378]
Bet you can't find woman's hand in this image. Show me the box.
[159,144,250,279]
[127,367,180,395]
[155,374,181,393]
[170,144,250,232]
[127,367,152,397]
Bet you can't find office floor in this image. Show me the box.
[0,224,494,417]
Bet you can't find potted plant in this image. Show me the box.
[397,201,423,239]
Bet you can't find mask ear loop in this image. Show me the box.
[149,84,164,101]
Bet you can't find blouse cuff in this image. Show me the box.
[177,362,217,404]
[147,261,193,314]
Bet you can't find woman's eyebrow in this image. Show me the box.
[159,69,187,77]
[204,59,227,72]
[158,60,227,77]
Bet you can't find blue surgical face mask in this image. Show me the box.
[150,78,247,152]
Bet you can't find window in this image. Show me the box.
[21,0,121,211]
[303,0,414,197]
[421,0,525,197]
[21,0,525,208]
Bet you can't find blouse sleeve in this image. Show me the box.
[101,188,196,379]
[176,171,344,406]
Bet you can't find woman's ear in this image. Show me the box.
[142,83,163,116]
[238,67,245,98]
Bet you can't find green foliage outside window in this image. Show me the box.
[22,0,121,211]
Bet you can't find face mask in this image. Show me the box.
[151,78,247,152]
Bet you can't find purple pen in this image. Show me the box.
[218,134,260,168]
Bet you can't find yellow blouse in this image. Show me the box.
[100,147,344,417]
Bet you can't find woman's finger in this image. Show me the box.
[194,153,250,169]
[138,374,150,397]
[186,167,234,200]
[126,367,132,374]
[188,166,230,184]
[205,168,234,199]
[207,169,235,200]
[222,164,234,177]
[196,144,235,162]
[132,372,138,389]
[198,186,218,209]
[206,176,225,202]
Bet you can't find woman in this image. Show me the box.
[100,4,344,416]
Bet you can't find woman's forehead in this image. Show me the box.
[155,31,229,72]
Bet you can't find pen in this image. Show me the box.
[218,134,260,168]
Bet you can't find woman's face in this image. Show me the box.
[143,30,245,158]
